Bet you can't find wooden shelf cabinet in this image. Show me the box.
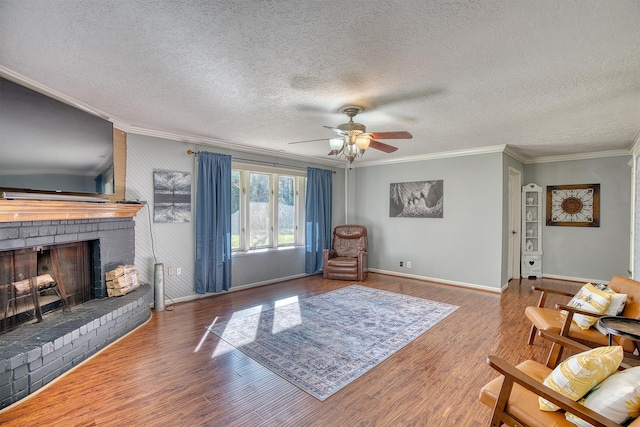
[522,183,543,278]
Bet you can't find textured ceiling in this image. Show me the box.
[1,0,639,166]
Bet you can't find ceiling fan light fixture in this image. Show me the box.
[313,104,412,165]
[344,143,359,164]
[344,130,362,146]
[345,143,359,155]
[329,137,344,152]
[355,135,370,150]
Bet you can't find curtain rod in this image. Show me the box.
[186,150,336,174]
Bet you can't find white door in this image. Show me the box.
[508,168,522,280]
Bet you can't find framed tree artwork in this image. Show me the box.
[153,171,192,223]
[546,183,600,227]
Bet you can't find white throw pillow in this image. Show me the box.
[604,291,627,316]
[566,366,640,426]
[594,283,627,315]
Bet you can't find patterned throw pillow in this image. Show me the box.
[539,346,623,411]
[567,283,613,330]
[566,366,640,426]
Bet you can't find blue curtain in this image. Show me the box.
[195,152,232,294]
[305,167,333,274]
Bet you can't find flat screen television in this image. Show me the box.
[0,76,115,196]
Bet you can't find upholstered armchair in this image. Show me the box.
[323,225,368,281]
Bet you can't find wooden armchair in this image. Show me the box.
[525,275,640,365]
[480,331,640,427]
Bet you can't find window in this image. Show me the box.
[231,170,241,250]
[231,162,305,252]
[278,176,295,245]
[249,172,271,248]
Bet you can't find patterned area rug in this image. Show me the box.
[207,285,458,401]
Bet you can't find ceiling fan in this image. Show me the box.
[290,105,413,164]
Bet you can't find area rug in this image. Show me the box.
[207,285,458,401]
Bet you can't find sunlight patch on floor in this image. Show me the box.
[211,339,236,357]
[210,305,263,358]
[273,296,301,334]
[195,316,219,353]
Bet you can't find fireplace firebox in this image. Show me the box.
[0,241,95,333]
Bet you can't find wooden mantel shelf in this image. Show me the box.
[0,200,145,222]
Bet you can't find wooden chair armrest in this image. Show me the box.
[620,357,640,370]
[531,285,575,309]
[555,303,607,319]
[538,331,592,353]
[541,306,581,367]
[538,330,593,368]
[531,285,575,298]
[487,355,621,427]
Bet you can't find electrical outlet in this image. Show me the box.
[176,267,182,276]
[168,267,175,276]
[400,261,403,267]
[407,261,412,268]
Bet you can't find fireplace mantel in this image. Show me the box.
[0,200,145,222]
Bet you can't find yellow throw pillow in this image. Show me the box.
[566,366,640,426]
[567,283,612,330]
[539,346,623,411]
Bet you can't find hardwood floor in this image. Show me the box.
[0,273,584,426]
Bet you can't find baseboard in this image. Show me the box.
[369,269,503,294]
[158,269,512,307]
[500,281,510,293]
[152,271,614,309]
[227,273,311,292]
[542,273,610,284]
[155,273,314,307]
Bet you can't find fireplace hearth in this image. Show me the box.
[0,204,151,408]
[0,283,151,408]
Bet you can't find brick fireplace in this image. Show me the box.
[0,201,152,408]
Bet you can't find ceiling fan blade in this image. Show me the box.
[323,125,346,136]
[367,87,445,109]
[288,138,329,145]
[368,139,398,153]
[368,131,413,140]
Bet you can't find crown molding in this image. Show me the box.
[353,144,631,168]
[127,125,342,168]
[354,145,510,168]
[523,149,631,164]
[630,128,640,157]
[503,145,528,163]
[0,66,119,122]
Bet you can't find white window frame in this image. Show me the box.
[232,161,306,252]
